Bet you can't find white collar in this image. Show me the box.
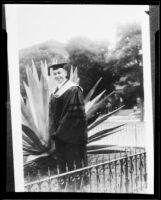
[53,80,83,98]
[57,79,67,89]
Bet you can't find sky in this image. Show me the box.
[17,5,149,50]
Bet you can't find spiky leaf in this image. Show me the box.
[22,125,48,152]
[84,77,102,104]
[88,105,125,131]
[21,95,41,139]
[87,146,128,154]
[70,66,79,84]
[85,90,106,114]
[31,60,39,87]
[87,144,114,151]
[88,124,126,141]
[86,91,115,120]
[70,65,74,80]
[88,129,124,143]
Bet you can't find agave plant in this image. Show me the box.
[21,60,125,165]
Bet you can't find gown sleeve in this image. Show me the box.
[55,86,88,144]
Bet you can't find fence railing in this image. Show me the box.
[24,151,147,193]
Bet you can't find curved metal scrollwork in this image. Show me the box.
[30,183,39,192]
[40,181,49,191]
[24,151,147,193]
[50,178,59,191]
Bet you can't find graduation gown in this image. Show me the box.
[49,80,88,145]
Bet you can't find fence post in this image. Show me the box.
[139,153,143,190]
[120,159,124,193]
[48,167,51,192]
[114,154,118,193]
[102,164,106,193]
[37,170,41,192]
[124,156,129,193]
[129,156,134,193]
[89,168,92,192]
[135,154,138,192]
[27,172,31,192]
[96,167,99,192]
[144,152,147,188]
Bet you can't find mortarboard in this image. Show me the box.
[48,63,67,75]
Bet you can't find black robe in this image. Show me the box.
[49,83,88,145]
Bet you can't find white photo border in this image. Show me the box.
[6,4,154,193]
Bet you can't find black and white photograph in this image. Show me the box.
[5,4,154,193]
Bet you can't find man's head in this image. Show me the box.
[49,63,68,85]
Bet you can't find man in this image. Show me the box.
[48,63,88,175]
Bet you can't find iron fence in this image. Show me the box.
[24,151,147,193]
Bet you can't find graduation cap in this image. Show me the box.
[48,63,67,75]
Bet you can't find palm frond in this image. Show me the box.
[87,144,114,151]
[42,60,49,79]
[86,91,115,120]
[84,78,102,104]
[24,153,50,165]
[23,80,39,128]
[23,147,44,156]
[45,60,49,75]
[85,90,106,114]
[70,66,79,84]
[39,64,50,142]
[74,67,80,84]
[21,95,41,139]
[25,65,49,144]
[22,125,48,151]
[25,67,43,129]
[88,105,125,131]
[88,124,126,141]
[87,145,128,154]
[31,60,39,87]
[70,65,74,80]
[88,129,124,143]
[22,134,41,151]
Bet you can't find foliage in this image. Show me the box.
[104,23,143,108]
[19,22,143,109]
[21,61,124,165]
[105,23,142,73]
[66,37,116,97]
[19,23,144,165]
[19,40,68,98]
[19,40,67,66]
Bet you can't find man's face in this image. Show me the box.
[53,68,67,85]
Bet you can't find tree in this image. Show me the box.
[104,23,144,108]
[19,40,68,97]
[66,37,117,97]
